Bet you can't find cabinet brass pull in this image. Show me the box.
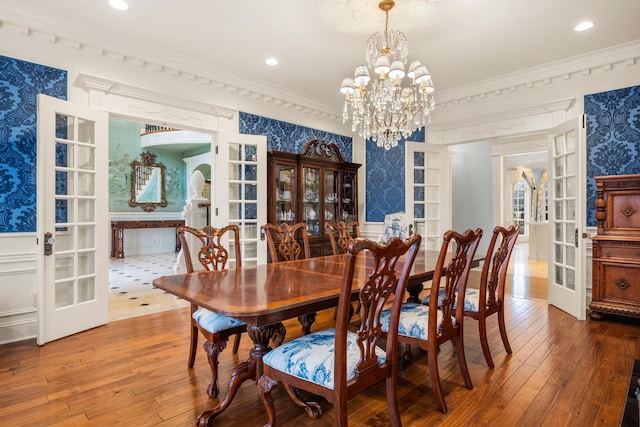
[615,279,630,290]
[605,251,611,257]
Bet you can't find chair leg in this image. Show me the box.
[453,335,473,389]
[282,384,322,419]
[188,324,198,368]
[232,332,242,353]
[385,377,401,427]
[257,375,278,427]
[203,338,228,398]
[497,306,512,354]
[478,316,495,369]
[427,344,447,413]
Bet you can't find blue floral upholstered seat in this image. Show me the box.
[192,308,246,333]
[381,303,455,341]
[262,328,386,390]
[257,235,422,427]
[421,288,481,313]
[381,228,483,413]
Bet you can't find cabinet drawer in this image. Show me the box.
[594,241,640,261]
[600,263,640,303]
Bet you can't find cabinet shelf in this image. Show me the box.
[267,139,361,258]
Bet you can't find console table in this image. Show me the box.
[111,220,185,258]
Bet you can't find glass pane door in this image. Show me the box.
[303,166,321,236]
[276,164,297,225]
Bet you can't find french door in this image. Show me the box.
[37,94,109,344]
[405,142,449,250]
[214,133,268,265]
[547,115,587,320]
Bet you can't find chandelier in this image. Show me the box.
[340,0,435,150]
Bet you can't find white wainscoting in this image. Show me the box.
[0,233,38,344]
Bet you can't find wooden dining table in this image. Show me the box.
[153,248,483,426]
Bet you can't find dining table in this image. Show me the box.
[152,248,483,426]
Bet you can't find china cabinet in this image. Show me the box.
[590,174,640,320]
[267,139,361,257]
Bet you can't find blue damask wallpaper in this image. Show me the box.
[585,85,640,226]
[0,56,67,233]
[366,128,424,222]
[239,112,353,161]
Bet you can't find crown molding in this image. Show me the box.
[0,4,343,123]
[436,40,640,108]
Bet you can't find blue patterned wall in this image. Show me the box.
[0,56,67,233]
[239,112,352,161]
[365,128,425,222]
[585,85,640,226]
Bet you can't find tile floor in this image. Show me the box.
[109,252,189,322]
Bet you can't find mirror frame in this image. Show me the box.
[128,151,168,212]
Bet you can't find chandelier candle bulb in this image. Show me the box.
[341,0,435,150]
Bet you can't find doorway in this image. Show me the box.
[107,117,212,321]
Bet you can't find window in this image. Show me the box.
[513,177,530,235]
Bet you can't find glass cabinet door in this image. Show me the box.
[303,166,321,236]
[324,169,339,228]
[275,164,296,224]
[342,172,356,222]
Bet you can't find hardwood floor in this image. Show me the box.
[2,299,639,426]
[1,247,638,426]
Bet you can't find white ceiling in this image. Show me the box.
[9,0,640,113]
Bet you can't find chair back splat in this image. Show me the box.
[326,220,360,255]
[177,224,246,399]
[258,235,422,427]
[264,222,311,262]
[179,225,242,272]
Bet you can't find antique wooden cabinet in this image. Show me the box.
[590,174,640,320]
[267,139,361,257]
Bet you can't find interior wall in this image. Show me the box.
[449,141,494,255]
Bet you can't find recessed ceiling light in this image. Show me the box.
[265,57,279,66]
[574,21,594,32]
[109,0,129,11]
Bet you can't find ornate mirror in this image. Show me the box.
[129,152,168,212]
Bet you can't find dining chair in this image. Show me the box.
[257,234,422,427]
[264,222,314,335]
[457,225,520,368]
[325,220,360,254]
[381,228,483,413]
[422,225,520,368]
[178,224,246,398]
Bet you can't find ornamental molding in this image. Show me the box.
[1,5,638,124]
[0,9,343,123]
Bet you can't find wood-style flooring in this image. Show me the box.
[1,248,639,426]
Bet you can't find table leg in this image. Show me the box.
[406,279,424,303]
[197,323,281,426]
[115,228,125,259]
